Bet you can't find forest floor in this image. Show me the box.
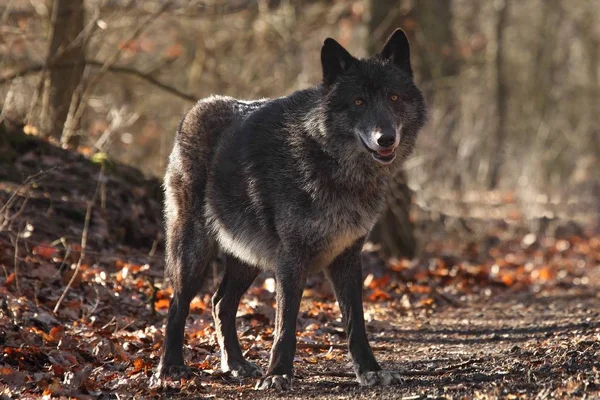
[1,132,599,399]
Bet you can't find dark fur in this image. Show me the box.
[158,29,426,389]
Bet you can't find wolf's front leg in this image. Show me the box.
[325,239,402,386]
[256,250,309,391]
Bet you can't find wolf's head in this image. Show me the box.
[319,29,426,166]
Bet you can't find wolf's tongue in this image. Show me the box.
[377,148,395,157]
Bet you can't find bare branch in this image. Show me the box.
[0,0,259,20]
[67,2,173,130]
[0,60,197,102]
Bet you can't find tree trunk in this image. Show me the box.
[369,173,417,259]
[410,0,460,190]
[366,0,417,259]
[42,0,85,139]
[411,0,459,85]
[367,0,457,259]
[488,0,509,189]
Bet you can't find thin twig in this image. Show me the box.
[13,228,21,295]
[83,283,101,319]
[0,166,56,217]
[429,359,479,374]
[0,194,28,233]
[1,166,52,233]
[54,247,72,277]
[5,195,29,227]
[101,316,117,330]
[297,343,347,351]
[53,163,105,314]
[148,238,158,258]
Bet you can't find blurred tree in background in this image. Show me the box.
[1,0,598,256]
[367,0,460,257]
[43,0,85,142]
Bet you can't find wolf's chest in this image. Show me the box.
[311,229,365,270]
[307,203,377,269]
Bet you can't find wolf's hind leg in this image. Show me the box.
[212,256,261,378]
[158,208,217,378]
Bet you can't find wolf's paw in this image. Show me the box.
[358,370,402,386]
[255,374,292,391]
[226,360,263,378]
[156,363,192,379]
[150,363,193,388]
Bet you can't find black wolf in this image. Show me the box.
[158,29,426,390]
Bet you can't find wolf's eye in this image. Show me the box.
[354,99,364,106]
[390,94,399,102]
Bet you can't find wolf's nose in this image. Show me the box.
[376,133,396,148]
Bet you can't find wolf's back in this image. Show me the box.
[167,96,268,183]
[163,96,266,281]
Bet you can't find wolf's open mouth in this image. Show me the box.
[359,137,396,164]
[372,151,396,164]
[376,148,395,157]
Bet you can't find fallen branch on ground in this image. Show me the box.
[53,163,104,313]
[296,343,391,351]
[314,359,480,379]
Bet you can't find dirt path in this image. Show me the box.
[188,285,600,399]
[2,270,598,399]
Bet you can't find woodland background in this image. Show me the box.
[0,0,599,398]
[2,0,598,227]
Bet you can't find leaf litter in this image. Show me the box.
[0,135,599,398]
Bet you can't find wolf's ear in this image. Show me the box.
[321,38,356,87]
[379,29,412,76]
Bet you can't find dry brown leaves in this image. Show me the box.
[1,225,598,398]
[1,135,599,398]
